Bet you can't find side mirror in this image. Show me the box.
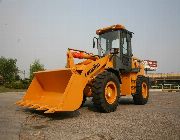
[93,40,95,48]
[93,37,98,48]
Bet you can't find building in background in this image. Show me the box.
[147,73,180,92]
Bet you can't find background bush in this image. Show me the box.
[30,59,45,81]
[0,57,18,83]
[0,57,45,90]
[4,79,31,89]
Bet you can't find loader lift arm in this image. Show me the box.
[16,49,114,113]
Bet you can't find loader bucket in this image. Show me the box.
[16,69,85,113]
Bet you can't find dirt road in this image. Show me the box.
[0,92,179,140]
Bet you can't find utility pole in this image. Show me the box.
[23,70,25,79]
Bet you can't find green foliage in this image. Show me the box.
[0,57,19,83]
[4,79,30,89]
[10,81,24,89]
[0,75,3,85]
[30,59,45,80]
[21,78,31,89]
[0,57,44,89]
[0,85,25,93]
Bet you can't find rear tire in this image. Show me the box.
[133,76,149,105]
[92,71,120,113]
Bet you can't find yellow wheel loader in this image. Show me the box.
[16,24,149,113]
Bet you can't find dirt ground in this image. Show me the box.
[0,91,180,140]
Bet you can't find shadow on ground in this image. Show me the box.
[21,108,80,120]
[86,96,135,112]
[19,96,134,120]
[119,97,134,105]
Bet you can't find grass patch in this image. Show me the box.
[0,85,26,93]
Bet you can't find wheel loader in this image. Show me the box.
[16,24,149,113]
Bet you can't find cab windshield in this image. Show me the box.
[98,30,120,56]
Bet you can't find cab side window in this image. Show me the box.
[112,38,120,49]
[122,34,128,55]
[122,37,128,55]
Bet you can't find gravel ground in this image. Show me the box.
[0,91,180,140]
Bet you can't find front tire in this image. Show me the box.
[133,76,149,105]
[80,95,86,107]
[92,71,120,113]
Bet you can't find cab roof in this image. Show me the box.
[96,24,126,35]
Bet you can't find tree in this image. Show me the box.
[0,56,19,83]
[30,59,45,80]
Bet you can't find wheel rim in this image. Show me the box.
[142,82,148,98]
[105,81,117,104]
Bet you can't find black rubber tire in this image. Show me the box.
[80,95,86,107]
[92,71,120,113]
[133,76,149,105]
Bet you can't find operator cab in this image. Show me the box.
[94,24,133,72]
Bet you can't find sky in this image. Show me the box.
[0,0,180,78]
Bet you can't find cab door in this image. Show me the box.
[120,30,132,72]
